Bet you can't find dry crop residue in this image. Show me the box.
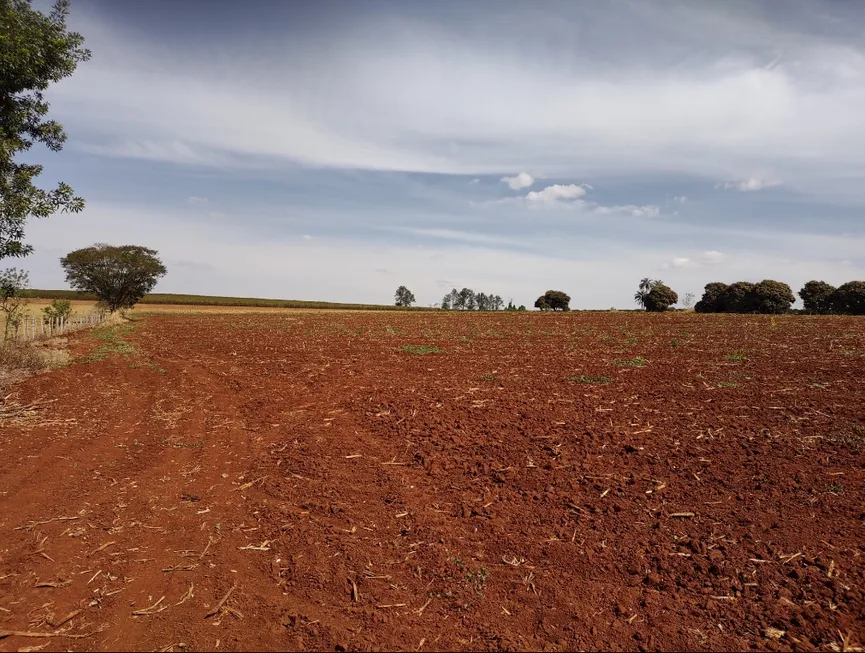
[0,312,863,652]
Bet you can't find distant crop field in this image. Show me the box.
[23,289,435,311]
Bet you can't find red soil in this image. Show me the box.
[0,312,862,652]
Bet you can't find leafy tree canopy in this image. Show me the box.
[799,280,836,315]
[831,281,865,315]
[695,282,729,313]
[394,285,415,307]
[750,280,795,314]
[643,284,678,312]
[60,244,167,312]
[536,290,570,311]
[1,0,90,261]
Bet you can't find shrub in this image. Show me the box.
[42,299,73,321]
[831,281,865,315]
[694,282,728,313]
[1,268,29,340]
[535,290,570,311]
[799,280,836,314]
[634,278,664,309]
[643,284,679,312]
[750,280,795,314]
[719,281,757,313]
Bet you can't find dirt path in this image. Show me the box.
[0,312,862,651]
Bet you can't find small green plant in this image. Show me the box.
[42,299,73,321]
[401,344,440,355]
[613,356,647,367]
[827,483,843,495]
[569,375,612,384]
[672,338,679,350]
[717,381,740,388]
[482,374,498,382]
[466,567,488,595]
[727,351,747,361]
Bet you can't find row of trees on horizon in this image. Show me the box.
[393,278,865,315]
[4,4,864,328]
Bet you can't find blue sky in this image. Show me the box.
[19,0,865,307]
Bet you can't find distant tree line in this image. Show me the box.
[694,280,865,315]
[395,278,865,315]
[441,287,505,310]
[798,280,865,315]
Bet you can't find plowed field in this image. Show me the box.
[1,311,863,651]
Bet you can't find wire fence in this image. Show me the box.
[5,311,109,343]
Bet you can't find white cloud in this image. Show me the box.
[674,195,687,203]
[302,234,313,241]
[594,203,660,218]
[525,183,587,205]
[469,178,480,184]
[186,196,209,205]
[662,249,728,270]
[699,250,727,264]
[721,178,781,192]
[50,5,865,201]
[500,172,535,190]
[23,201,865,309]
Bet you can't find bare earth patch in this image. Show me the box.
[0,311,862,651]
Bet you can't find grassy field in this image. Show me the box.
[23,289,433,311]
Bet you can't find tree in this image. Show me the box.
[536,290,570,311]
[1,0,90,262]
[460,288,477,310]
[830,281,865,315]
[394,285,415,307]
[681,292,695,310]
[719,281,757,313]
[0,267,29,339]
[695,282,729,313]
[534,296,550,311]
[750,280,795,314]
[634,278,663,309]
[799,280,836,314]
[60,244,167,312]
[492,295,504,311]
[42,298,71,320]
[441,293,451,310]
[643,284,678,312]
[476,292,489,311]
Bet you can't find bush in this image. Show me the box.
[799,281,836,314]
[643,284,678,312]
[535,290,570,311]
[42,299,73,321]
[831,281,865,315]
[750,280,795,314]
[1,268,29,340]
[695,280,794,314]
[719,281,757,313]
[694,282,728,313]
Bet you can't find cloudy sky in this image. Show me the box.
[20,0,865,307]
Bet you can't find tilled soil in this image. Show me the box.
[0,311,862,652]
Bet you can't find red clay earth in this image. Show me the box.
[0,311,862,652]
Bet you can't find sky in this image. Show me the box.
[18,0,865,307]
